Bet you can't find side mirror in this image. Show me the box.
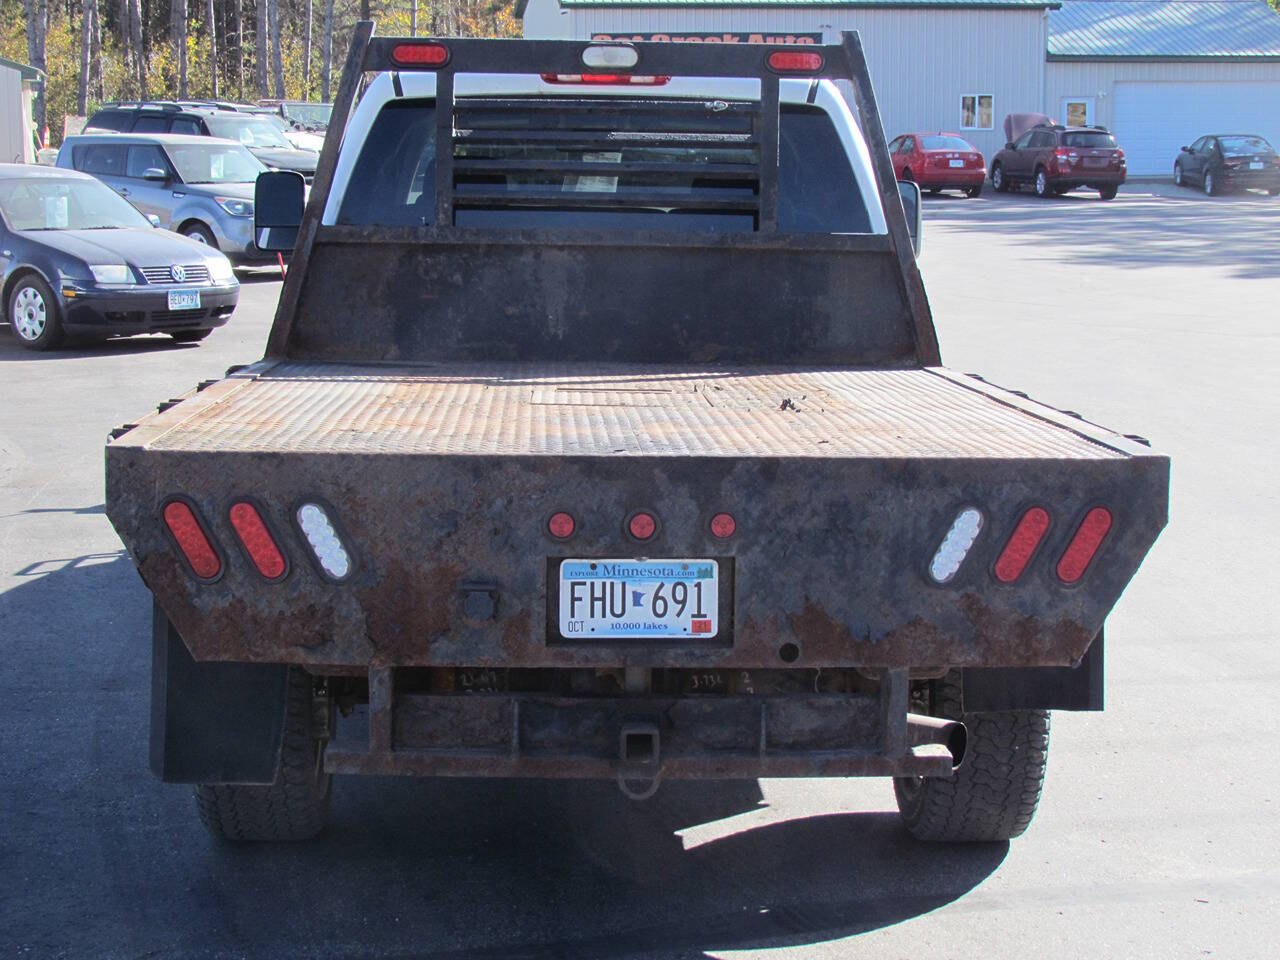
[143,167,168,181]
[897,179,922,257]
[147,214,161,227]
[1006,141,1015,150]
[254,170,305,252]
[1181,145,1191,153]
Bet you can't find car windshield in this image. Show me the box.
[1062,132,1117,148]
[1219,135,1275,156]
[205,115,293,149]
[282,103,331,130]
[0,177,150,230]
[165,142,265,183]
[920,135,974,151]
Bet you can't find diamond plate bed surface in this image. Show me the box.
[141,362,1124,459]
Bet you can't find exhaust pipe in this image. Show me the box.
[906,713,967,769]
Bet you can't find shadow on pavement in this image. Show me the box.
[4,553,1006,959]
[923,185,1280,280]
[0,326,197,359]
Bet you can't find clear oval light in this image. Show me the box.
[929,507,984,584]
[583,44,638,69]
[296,502,351,580]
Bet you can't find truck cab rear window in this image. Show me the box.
[336,98,870,234]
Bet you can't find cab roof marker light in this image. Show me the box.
[1057,507,1112,584]
[994,507,1052,584]
[296,502,352,580]
[582,44,639,70]
[929,507,984,584]
[229,501,288,581]
[162,499,222,581]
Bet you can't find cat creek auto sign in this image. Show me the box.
[590,32,824,44]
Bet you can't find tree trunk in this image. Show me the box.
[90,0,103,102]
[234,0,243,99]
[321,0,333,101]
[22,0,48,136]
[130,0,146,98]
[301,0,313,100]
[255,0,269,98]
[171,0,188,99]
[410,0,417,36]
[268,0,284,99]
[78,0,93,115]
[206,0,218,97]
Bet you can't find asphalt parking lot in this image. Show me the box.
[2,182,1278,959]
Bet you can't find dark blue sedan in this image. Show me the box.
[1,164,239,350]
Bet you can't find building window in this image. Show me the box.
[960,94,994,130]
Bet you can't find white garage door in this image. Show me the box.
[1113,81,1280,176]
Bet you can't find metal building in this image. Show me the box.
[520,0,1058,160]
[0,56,42,164]
[1046,1,1280,175]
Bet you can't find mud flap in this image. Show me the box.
[962,630,1104,713]
[149,602,289,783]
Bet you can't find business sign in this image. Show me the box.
[590,32,824,45]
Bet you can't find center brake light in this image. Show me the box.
[391,42,449,67]
[541,74,669,85]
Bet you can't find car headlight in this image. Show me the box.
[215,196,254,217]
[89,264,133,285]
[208,255,236,283]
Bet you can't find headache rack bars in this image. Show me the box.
[267,23,937,364]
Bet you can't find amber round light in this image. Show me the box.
[548,511,575,539]
[628,512,657,540]
[710,512,737,539]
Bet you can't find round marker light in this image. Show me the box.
[296,502,352,580]
[548,511,575,539]
[710,512,737,539]
[628,511,657,541]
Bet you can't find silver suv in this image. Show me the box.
[56,133,274,264]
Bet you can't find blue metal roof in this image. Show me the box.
[1049,1,1280,59]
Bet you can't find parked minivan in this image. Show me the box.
[57,133,275,264]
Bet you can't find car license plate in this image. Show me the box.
[949,159,964,168]
[1084,157,1107,167]
[559,559,719,639]
[167,289,200,310]
[1250,161,1264,170]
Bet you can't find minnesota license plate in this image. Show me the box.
[948,159,964,168]
[167,289,200,310]
[559,559,719,639]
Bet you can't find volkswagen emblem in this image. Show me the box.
[170,264,186,282]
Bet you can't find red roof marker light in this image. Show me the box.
[767,50,824,74]
[628,511,657,541]
[391,42,449,67]
[710,512,737,539]
[548,511,576,540]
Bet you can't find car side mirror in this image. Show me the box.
[147,214,161,227]
[897,179,922,257]
[1006,141,1015,150]
[254,170,305,252]
[143,167,168,181]
[1181,145,1191,153]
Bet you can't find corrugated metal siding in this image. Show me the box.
[0,64,26,164]
[1049,1,1280,59]
[545,7,1047,159]
[1047,58,1280,128]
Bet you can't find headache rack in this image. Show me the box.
[268,24,935,362]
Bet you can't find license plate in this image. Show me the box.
[1084,157,1107,167]
[558,559,719,639]
[948,159,964,168]
[167,289,201,310]
[1250,161,1264,170]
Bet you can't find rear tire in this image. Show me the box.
[1204,170,1217,196]
[894,676,1050,842]
[195,668,330,842]
[927,187,941,196]
[991,163,1008,193]
[1268,187,1279,197]
[965,184,982,198]
[1034,168,1051,198]
[1173,162,1184,187]
[169,328,212,343]
[1098,186,1118,201]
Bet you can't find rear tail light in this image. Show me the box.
[162,499,222,581]
[541,74,669,85]
[228,501,288,580]
[1116,148,1125,160]
[710,512,737,539]
[994,507,1051,583]
[766,50,824,74]
[391,42,449,67]
[628,511,657,541]
[296,502,353,580]
[928,507,984,584]
[1057,507,1112,583]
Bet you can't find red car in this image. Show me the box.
[888,132,986,197]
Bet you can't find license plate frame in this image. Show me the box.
[167,289,201,311]
[551,558,726,643]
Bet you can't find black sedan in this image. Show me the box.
[1174,135,1280,197]
[0,164,239,350]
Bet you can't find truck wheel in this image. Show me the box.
[194,668,330,842]
[893,676,1050,842]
